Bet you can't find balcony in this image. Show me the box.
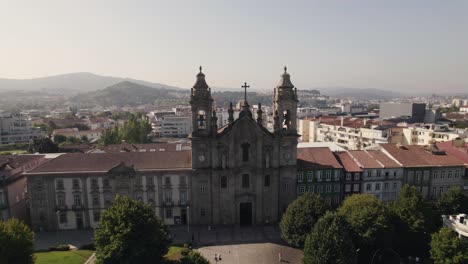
[55,205,68,211]
[178,200,188,206]
[163,200,173,207]
[72,204,84,210]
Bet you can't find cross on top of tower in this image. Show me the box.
[284,66,287,73]
[199,66,202,73]
[242,82,250,102]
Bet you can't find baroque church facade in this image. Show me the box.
[189,67,299,225]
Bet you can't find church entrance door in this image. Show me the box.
[239,202,252,226]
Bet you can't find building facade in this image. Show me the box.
[297,147,342,207]
[0,113,43,145]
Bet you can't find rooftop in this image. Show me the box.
[297,147,343,170]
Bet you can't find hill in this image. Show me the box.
[70,81,189,107]
[0,72,182,94]
[318,87,404,100]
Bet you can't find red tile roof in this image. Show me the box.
[380,143,465,167]
[297,147,343,170]
[348,150,382,168]
[436,141,468,164]
[367,150,402,168]
[335,152,362,172]
[28,151,192,173]
[100,143,191,153]
[0,155,45,169]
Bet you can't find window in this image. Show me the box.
[354,173,360,180]
[333,196,340,205]
[307,171,313,182]
[92,194,99,206]
[299,185,305,194]
[73,194,81,206]
[241,143,250,162]
[366,184,371,191]
[200,208,206,217]
[334,170,340,181]
[433,171,439,179]
[308,186,314,193]
[147,176,154,186]
[180,191,187,204]
[166,209,172,218]
[297,171,303,182]
[393,182,397,190]
[135,176,142,186]
[334,184,339,192]
[439,187,443,195]
[59,212,67,224]
[164,190,172,202]
[345,184,351,192]
[93,211,101,222]
[346,173,352,181]
[423,171,430,181]
[325,171,331,181]
[393,171,397,177]
[384,182,389,190]
[448,171,452,179]
[179,176,187,185]
[57,193,65,206]
[221,176,227,188]
[377,170,381,177]
[441,171,445,178]
[284,183,290,191]
[375,183,381,191]
[432,187,436,196]
[242,174,249,188]
[455,170,460,178]
[317,171,322,181]
[385,171,389,177]
[103,178,110,187]
[199,184,206,193]
[56,179,64,189]
[326,184,331,193]
[317,185,323,193]
[165,177,171,185]
[72,179,80,189]
[91,179,98,188]
[264,175,270,187]
[353,184,360,192]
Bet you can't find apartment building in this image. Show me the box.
[0,113,43,144]
[402,124,466,146]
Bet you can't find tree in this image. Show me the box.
[280,193,330,248]
[338,194,393,251]
[430,227,468,264]
[435,186,468,216]
[181,251,210,264]
[389,185,433,257]
[53,134,67,144]
[303,212,356,264]
[0,218,35,264]
[28,138,59,153]
[94,195,170,264]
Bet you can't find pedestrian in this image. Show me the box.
[278,252,282,262]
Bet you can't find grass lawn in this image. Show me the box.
[165,245,184,261]
[35,250,94,264]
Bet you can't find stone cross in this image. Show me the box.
[241,82,250,102]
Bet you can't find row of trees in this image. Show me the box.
[280,185,468,264]
[99,114,152,145]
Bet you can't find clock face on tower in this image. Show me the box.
[198,154,205,162]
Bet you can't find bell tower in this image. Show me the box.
[273,66,298,134]
[190,66,213,137]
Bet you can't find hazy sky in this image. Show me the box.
[1,0,467,92]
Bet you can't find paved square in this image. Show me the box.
[198,243,303,264]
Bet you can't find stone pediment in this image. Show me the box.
[107,161,136,177]
[217,112,274,140]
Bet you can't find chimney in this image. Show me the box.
[363,118,367,126]
[340,116,344,127]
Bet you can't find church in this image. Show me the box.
[25,67,299,231]
[189,67,299,225]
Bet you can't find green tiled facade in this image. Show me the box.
[297,168,341,206]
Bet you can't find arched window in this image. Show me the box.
[241,143,250,162]
[197,110,206,129]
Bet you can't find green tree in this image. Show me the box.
[435,186,468,216]
[28,138,59,153]
[181,251,210,264]
[430,227,468,264]
[280,193,330,248]
[303,212,356,264]
[94,195,170,264]
[338,194,393,249]
[53,134,67,144]
[0,218,35,264]
[389,185,433,257]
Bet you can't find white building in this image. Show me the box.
[442,214,468,238]
[401,124,466,146]
[0,113,43,144]
[298,116,391,150]
[159,115,192,138]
